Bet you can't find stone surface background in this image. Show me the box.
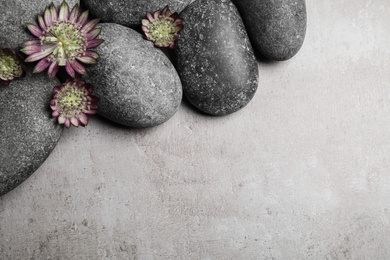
[1,0,390,259]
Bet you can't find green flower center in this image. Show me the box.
[57,83,90,117]
[42,21,87,66]
[150,18,177,42]
[0,49,23,81]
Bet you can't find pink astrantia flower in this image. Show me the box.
[0,47,26,86]
[141,5,183,49]
[21,1,103,78]
[50,76,98,128]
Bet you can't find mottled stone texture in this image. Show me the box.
[81,0,195,27]
[84,23,182,128]
[0,69,62,196]
[0,0,79,50]
[233,0,306,60]
[175,0,258,115]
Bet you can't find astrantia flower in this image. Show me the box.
[21,1,103,78]
[50,76,98,128]
[142,5,183,49]
[0,48,26,86]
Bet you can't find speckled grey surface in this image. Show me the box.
[232,0,306,61]
[0,69,63,197]
[81,0,195,27]
[175,0,258,116]
[0,0,79,50]
[83,23,182,128]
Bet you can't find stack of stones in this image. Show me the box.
[0,0,306,196]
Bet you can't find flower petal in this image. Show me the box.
[70,59,86,75]
[84,50,99,60]
[69,4,80,23]
[58,115,66,124]
[37,15,46,30]
[81,18,100,33]
[78,113,89,126]
[64,118,71,128]
[70,117,79,127]
[48,61,59,78]
[44,6,52,26]
[76,56,97,65]
[52,110,60,117]
[77,10,89,26]
[50,4,58,22]
[26,23,43,38]
[33,58,51,73]
[86,39,104,49]
[21,39,40,47]
[65,61,75,78]
[146,12,155,22]
[20,45,42,55]
[59,1,69,21]
[25,48,54,62]
[86,28,102,40]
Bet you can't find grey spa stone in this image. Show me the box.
[232,0,307,61]
[175,0,259,116]
[0,0,79,50]
[81,0,195,27]
[84,23,182,128]
[0,69,63,196]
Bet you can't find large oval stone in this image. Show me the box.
[232,0,307,61]
[0,70,63,196]
[81,0,195,27]
[84,23,182,128]
[0,0,79,50]
[175,0,258,116]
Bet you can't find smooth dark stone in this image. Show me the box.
[232,0,307,61]
[0,0,79,50]
[81,0,195,27]
[175,0,258,116]
[0,69,63,196]
[84,23,182,128]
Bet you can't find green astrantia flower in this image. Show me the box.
[21,1,103,78]
[50,76,98,128]
[142,6,183,49]
[0,48,26,86]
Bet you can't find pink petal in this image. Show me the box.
[64,118,71,128]
[48,61,59,78]
[77,10,89,26]
[59,1,69,21]
[70,60,86,75]
[78,113,89,126]
[58,115,66,124]
[26,23,43,38]
[153,11,160,20]
[20,45,42,55]
[37,15,46,30]
[44,6,52,26]
[86,39,104,48]
[76,56,96,64]
[86,28,102,40]
[50,4,58,22]
[33,58,51,73]
[69,4,80,23]
[81,18,100,34]
[52,110,60,117]
[84,50,99,60]
[21,39,40,47]
[70,117,79,127]
[65,61,75,78]
[146,12,155,22]
[25,49,53,62]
